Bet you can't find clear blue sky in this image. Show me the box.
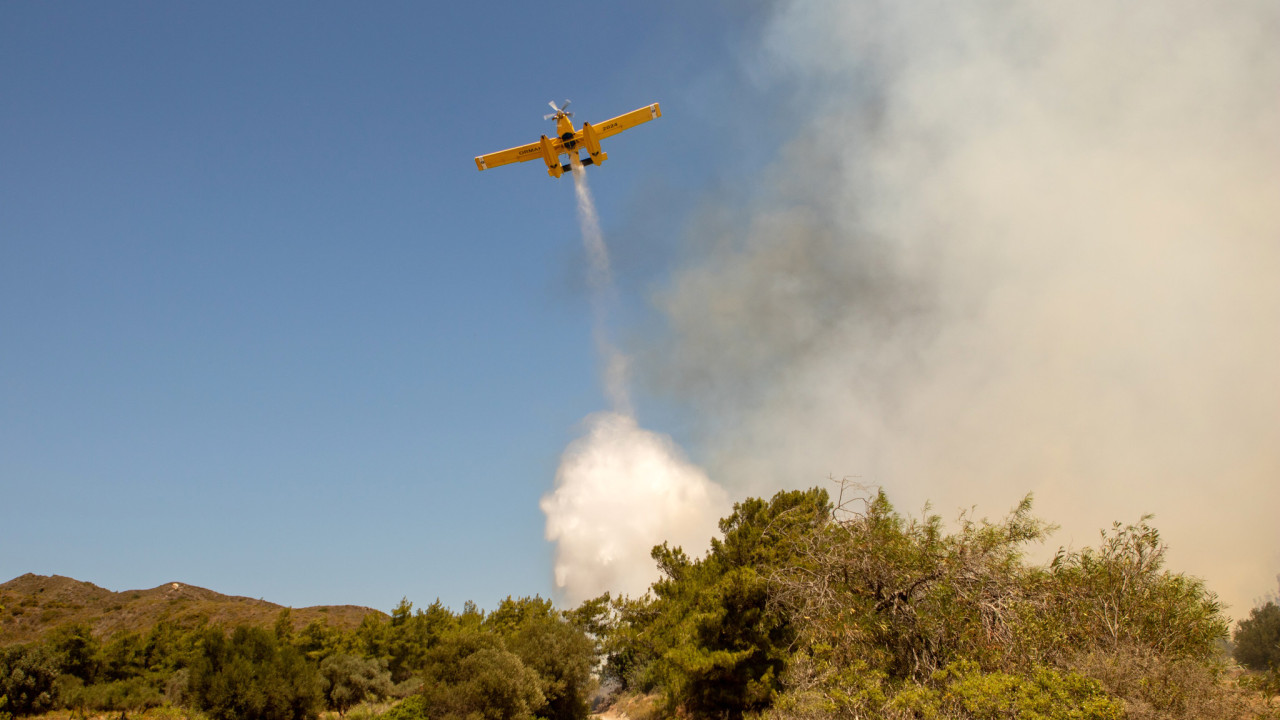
[10,3,1275,619]
[1,2,778,612]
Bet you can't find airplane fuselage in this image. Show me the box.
[540,112,601,178]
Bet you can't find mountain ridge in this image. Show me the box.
[0,573,385,645]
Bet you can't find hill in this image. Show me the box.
[0,573,385,645]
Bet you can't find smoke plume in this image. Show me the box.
[543,162,728,605]
[651,0,1280,614]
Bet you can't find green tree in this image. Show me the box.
[417,628,543,720]
[296,619,351,663]
[487,596,596,720]
[0,645,59,717]
[319,653,392,717]
[45,623,101,682]
[354,613,391,663]
[188,625,321,720]
[386,599,454,682]
[769,487,1052,682]
[760,484,1238,720]
[142,619,196,674]
[1234,601,1280,672]
[607,488,832,719]
[100,631,147,681]
[1042,517,1228,662]
[274,608,296,644]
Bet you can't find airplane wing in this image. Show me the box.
[475,139,553,171]
[589,103,662,141]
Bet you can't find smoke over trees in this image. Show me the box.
[591,483,1268,720]
[643,0,1280,615]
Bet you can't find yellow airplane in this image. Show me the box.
[475,100,662,178]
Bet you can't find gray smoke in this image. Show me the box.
[651,0,1280,615]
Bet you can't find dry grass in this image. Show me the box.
[1070,646,1280,720]
[601,692,665,720]
[22,706,208,720]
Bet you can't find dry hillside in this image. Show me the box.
[0,573,385,645]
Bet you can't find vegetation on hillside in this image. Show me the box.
[0,575,379,647]
[2,481,1277,720]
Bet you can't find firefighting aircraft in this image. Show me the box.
[474,100,662,178]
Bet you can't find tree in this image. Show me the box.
[100,631,147,681]
[1043,517,1228,662]
[417,629,544,720]
[296,619,350,663]
[768,486,1052,682]
[762,484,1238,720]
[605,488,832,719]
[385,599,454,682]
[1234,601,1280,672]
[319,654,391,717]
[188,626,321,720]
[45,623,101,683]
[0,645,59,717]
[487,596,597,720]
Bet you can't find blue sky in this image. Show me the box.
[6,2,1278,618]
[1,2,778,612]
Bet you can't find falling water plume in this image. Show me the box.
[542,157,727,604]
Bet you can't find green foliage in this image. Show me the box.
[605,488,831,719]
[1234,601,1280,672]
[886,662,1124,720]
[274,609,296,644]
[57,675,165,714]
[372,694,429,720]
[770,488,1052,680]
[101,630,148,681]
[45,623,100,682]
[1042,518,1228,662]
[187,625,322,720]
[297,619,352,663]
[382,599,455,682]
[487,596,596,720]
[319,653,392,717]
[0,644,59,717]
[563,593,611,640]
[142,620,197,674]
[417,628,544,720]
[631,483,1245,720]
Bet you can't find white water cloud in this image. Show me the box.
[543,166,728,605]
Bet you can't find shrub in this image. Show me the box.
[187,626,321,720]
[0,645,59,717]
[319,654,392,717]
[1235,602,1280,672]
[418,630,544,720]
[371,694,428,720]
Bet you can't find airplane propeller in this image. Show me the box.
[544,99,573,120]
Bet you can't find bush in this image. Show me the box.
[888,662,1124,720]
[487,596,597,720]
[187,626,321,720]
[1235,602,1280,672]
[319,654,392,717]
[1072,646,1264,720]
[1042,518,1228,662]
[0,645,59,717]
[59,676,164,714]
[417,630,544,720]
[371,694,428,720]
